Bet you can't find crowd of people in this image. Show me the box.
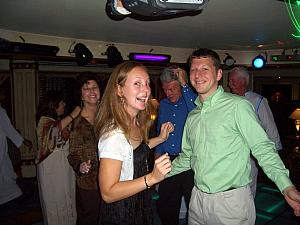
[1,48,300,225]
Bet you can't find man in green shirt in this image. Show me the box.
[168,48,300,225]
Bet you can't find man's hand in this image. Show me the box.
[174,68,187,87]
[283,186,300,216]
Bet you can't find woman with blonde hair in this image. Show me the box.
[95,61,173,225]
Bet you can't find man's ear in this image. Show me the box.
[241,78,248,86]
[217,69,223,81]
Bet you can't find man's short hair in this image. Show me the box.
[188,48,221,70]
[229,66,250,85]
[160,65,180,84]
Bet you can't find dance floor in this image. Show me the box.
[0,178,300,225]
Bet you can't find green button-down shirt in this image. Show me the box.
[168,86,292,193]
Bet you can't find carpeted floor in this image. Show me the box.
[1,178,300,225]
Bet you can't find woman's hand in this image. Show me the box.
[147,153,171,186]
[70,106,81,119]
[80,160,92,174]
[158,122,174,142]
[148,122,174,149]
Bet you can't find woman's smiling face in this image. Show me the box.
[118,66,151,117]
[81,79,100,106]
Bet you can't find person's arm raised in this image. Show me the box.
[148,122,174,149]
[60,106,81,129]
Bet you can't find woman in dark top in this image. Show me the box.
[68,73,101,225]
[95,61,173,225]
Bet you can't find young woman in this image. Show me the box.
[68,73,101,225]
[36,91,81,225]
[95,61,173,225]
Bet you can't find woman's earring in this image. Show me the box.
[120,97,125,105]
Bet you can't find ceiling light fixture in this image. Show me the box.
[102,44,123,67]
[223,53,236,67]
[252,53,267,69]
[128,53,171,63]
[69,42,93,66]
[293,49,299,55]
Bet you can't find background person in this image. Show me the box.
[95,61,173,225]
[0,86,32,205]
[228,66,282,197]
[68,73,101,225]
[36,91,81,225]
[168,48,300,225]
[155,66,197,225]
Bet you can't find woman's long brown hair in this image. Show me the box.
[94,61,151,143]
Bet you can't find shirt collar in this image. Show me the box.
[194,86,224,108]
[245,90,253,97]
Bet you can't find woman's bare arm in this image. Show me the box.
[99,153,171,203]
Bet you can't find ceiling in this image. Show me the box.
[0,0,299,51]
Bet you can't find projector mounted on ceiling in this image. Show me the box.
[107,0,210,19]
[123,0,210,16]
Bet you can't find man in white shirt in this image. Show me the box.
[228,66,282,197]
[0,87,32,205]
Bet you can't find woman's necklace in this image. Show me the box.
[81,110,95,125]
[129,125,142,149]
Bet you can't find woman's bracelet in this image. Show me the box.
[144,175,151,189]
[68,114,74,121]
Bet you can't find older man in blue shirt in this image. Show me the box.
[155,66,197,225]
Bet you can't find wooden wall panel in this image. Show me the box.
[11,63,37,160]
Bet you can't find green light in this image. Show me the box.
[272,56,278,61]
[292,29,300,38]
[261,186,280,192]
[265,200,285,213]
[285,0,300,38]
[256,213,273,220]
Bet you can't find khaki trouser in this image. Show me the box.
[188,185,256,225]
